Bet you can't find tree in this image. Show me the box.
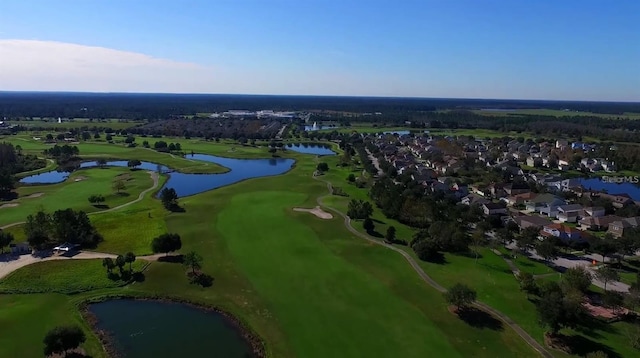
[444,283,477,312]
[562,266,592,293]
[96,158,107,168]
[516,226,539,252]
[81,131,91,141]
[183,251,203,274]
[470,229,486,263]
[43,325,86,357]
[115,255,126,273]
[102,257,115,274]
[105,133,113,141]
[537,238,559,262]
[589,234,617,263]
[151,233,182,256]
[0,170,15,196]
[412,237,441,261]
[160,187,179,211]
[87,194,105,205]
[93,132,100,139]
[24,210,52,250]
[113,179,126,193]
[0,230,14,254]
[316,162,329,172]
[127,159,142,169]
[363,217,375,234]
[347,173,356,183]
[536,281,586,335]
[124,252,136,272]
[496,228,514,246]
[384,226,396,243]
[602,290,624,313]
[595,266,620,291]
[517,271,539,298]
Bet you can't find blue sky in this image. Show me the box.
[0,0,638,101]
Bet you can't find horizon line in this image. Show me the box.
[0,90,638,105]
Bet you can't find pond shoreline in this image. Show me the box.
[79,295,266,358]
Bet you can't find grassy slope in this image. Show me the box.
[157,153,536,358]
[0,259,147,294]
[0,167,153,227]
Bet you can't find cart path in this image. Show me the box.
[0,171,159,230]
[313,176,552,358]
[0,251,165,280]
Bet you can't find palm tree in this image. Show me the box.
[102,257,115,274]
[124,252,136,272]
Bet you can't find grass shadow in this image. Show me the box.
[457,308,504,331]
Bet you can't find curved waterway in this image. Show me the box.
[88,299,256,358]
[286,143,336,156]
[19,154,294,197]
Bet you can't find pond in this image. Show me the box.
[19,154,295,197]
[304,124,339,131]
[88,300,255,358]
[383,130,410,135]
[579,178,640,201]
[286,143,336,156]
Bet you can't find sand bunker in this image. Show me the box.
[25,192,44,198]
[293,206,333,219]
[0,203,19,209]
[74,176,87,182]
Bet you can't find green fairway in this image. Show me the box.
[470,109,640,119]
[0,294,104,358]
[0,259,148,294]
[1,167,154,227]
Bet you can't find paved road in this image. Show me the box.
[505,243,631,293]
[313,176,552,358]
[365,148,384,177]
[0,171,159,231]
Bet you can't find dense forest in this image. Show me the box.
[1,92,638,119]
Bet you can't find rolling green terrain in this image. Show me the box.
[0,136,636,358]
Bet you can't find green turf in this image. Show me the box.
[0,294,104,358]
[1,167,154,227]
[0,259,148,294]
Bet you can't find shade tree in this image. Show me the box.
[43,325,86,357]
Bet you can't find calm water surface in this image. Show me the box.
[89,300,254,358]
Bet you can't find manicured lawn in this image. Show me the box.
[0,259,148,294]
[1,167,154,227]
[497,247,556,275]
[0,294,105,358]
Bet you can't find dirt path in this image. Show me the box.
[313,176,552,358]
[0,171,159,231]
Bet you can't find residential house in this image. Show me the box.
[542,223,585,242]
[504,182,530,196]
[556,204,584,223]
[600,193,634,208]
[461,193,490,206]
[556,140,569,149]
[608,217,640,237]
[558,160,571,171]
[526,156,542,168]
[514,215,553,230]
[579,215,621,231]
[525,194,566,214]
[583,206,606,218]
[504,192,537,206]
[482,202,508,216]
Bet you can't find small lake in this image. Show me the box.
[286,143,336,156]
[579,178,640,201]
[19,154,294,197]
[88,300,255,358]
[383,130,410,135]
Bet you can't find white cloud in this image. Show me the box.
[0,39,244,93]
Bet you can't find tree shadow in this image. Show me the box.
[551,334,621,358]
[131,272,146,282]
[0,192,18,201]
[424,252,448,265]
[92,204,109,209]
[367,230,383,238]
[188,272,214,287]
[115,192,130,197]
[168,204,186,213]
[371,218,386,224]
[457,308,504,331]
[158,254,184,263]
[65,353,93,358]
[0,253,20,262]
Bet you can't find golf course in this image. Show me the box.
[0,134,613,357]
